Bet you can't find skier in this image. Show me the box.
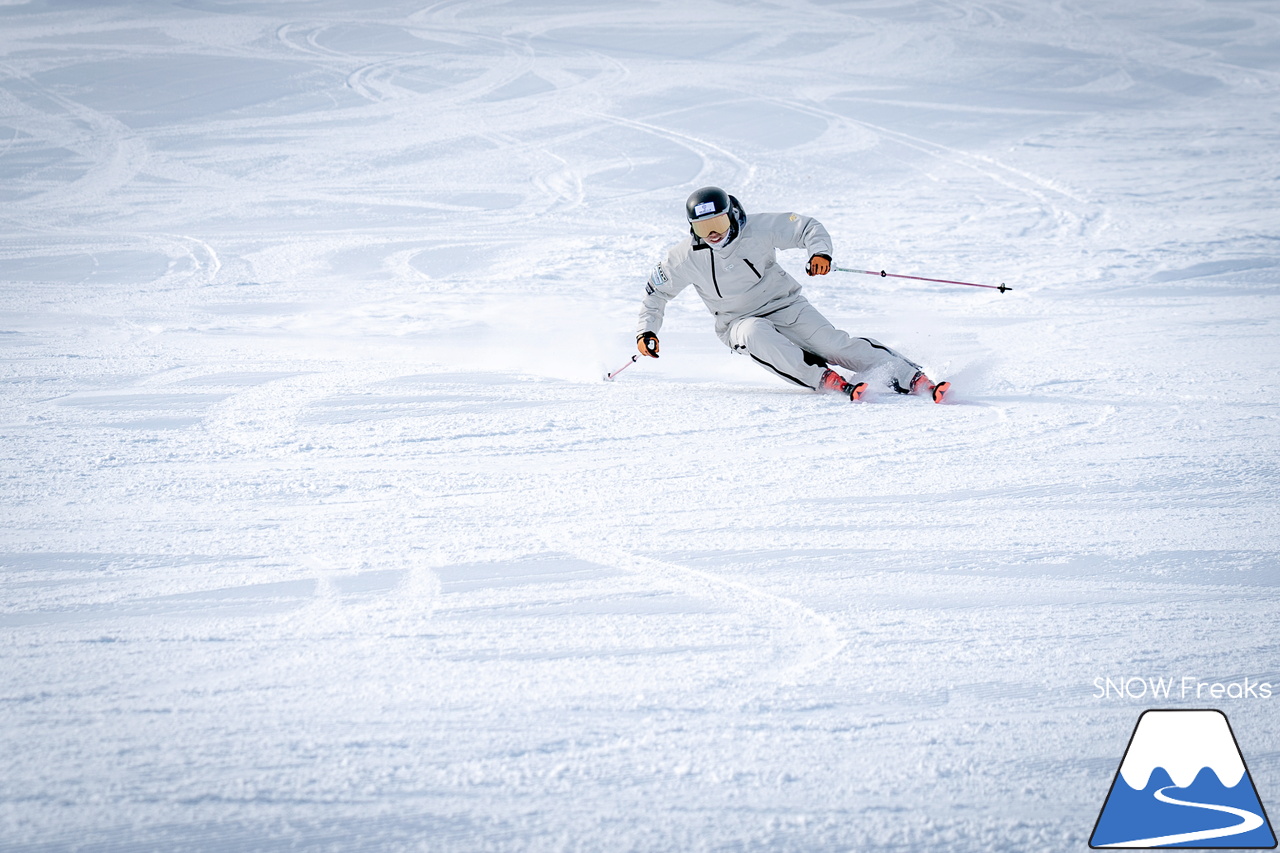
[636,187,948,402]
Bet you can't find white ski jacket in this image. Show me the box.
[637,211,834,344]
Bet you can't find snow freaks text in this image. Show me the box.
[1094,677,1274,701]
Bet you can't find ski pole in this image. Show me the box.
[834,266,1011,293]
[606,354,640,381]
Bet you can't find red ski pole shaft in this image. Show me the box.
[606,353,639,381]
[834,266,1011,293]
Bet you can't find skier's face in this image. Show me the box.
[691,213,730,244]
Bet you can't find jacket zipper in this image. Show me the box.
[744,259,761,278]
[710,251,722,298]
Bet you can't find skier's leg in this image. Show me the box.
[777,301,922,392]
[728,316,828,390]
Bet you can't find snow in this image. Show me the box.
[1118,711,1245,790]
[1,0,1278,850]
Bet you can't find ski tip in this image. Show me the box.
[932,381,952,403]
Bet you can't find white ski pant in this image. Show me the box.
[724,298,921,392]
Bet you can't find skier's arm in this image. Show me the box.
[769,212,834,276]
[636,259,686,353]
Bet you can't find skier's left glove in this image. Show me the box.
[807,254,831,276]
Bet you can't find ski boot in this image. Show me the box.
[821,369,868,402]
[899,371,951,404]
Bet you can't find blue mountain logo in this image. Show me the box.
[1091,710,1276,849]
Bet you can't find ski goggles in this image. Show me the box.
[690,213,731,239]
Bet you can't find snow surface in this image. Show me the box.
[2,0,1279,850]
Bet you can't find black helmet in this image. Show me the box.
[685,186,744,245]
[686,186,732,222]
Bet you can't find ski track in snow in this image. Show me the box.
[2,0,1279,850]
[1121,785,1266,847]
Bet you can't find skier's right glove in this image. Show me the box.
[637,331,660,358]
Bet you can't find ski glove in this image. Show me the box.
[637,331,660,358]
[807,254,831,276]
